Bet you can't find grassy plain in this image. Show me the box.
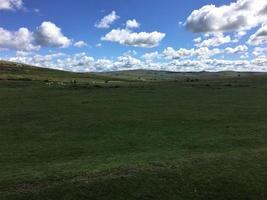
[1,61,267,199]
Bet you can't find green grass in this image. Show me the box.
[1,62,267,199]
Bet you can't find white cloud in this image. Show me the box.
[164,58,267,72]
[163,47,221,60]
[16,51,33,56]
[0,0,22,10]
[240,54,249,59]
[195,33,231,47]
[193,37,202,43]
[0,21,71,51]
[163,47,194,59]
[232,31,247,43]
[58,53,95,72]
[7,53,143,72]
[164,45,250,60]
[142,51,160,61]
[112,55,142,70]
[34,21,71,48]
[251,57,267,68]
[195,47,221,59]
[185,0,267,33]
[9,52,65,69]
[94,59,113,71]
[224,45,248,54]
[0,27,39,51]
[247,24,267,45]
[74,41,87,48]
[102,28,165,48]
[95,11,119,29]
[6,50,267,72]
[9,52,95,72]
[123,50,137,56]
[236,31,247,39]
[252,47,267,58]
[126,19,140,29]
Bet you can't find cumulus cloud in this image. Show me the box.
[195,33,231,47]
[142,51,161,61]
[123,50,137,56]
[16,50,33,57]
[224,45,248,54]
[163,47,221,60]
[0,27,39,51]
[235,31,247,39]
[0,0,22,10]
[8,52,94,71]
[126,19,140,29]
[57,53,95,71]
[95,11,119,29]
[193,37,202,43]
[6,50,267,72]
[251,57,267,68]
[113,55,142,70]
[252,47,267,58]
[0,21,71,51]
[9,52,65,68]
[247,24,267,45]
[34,21,71,48]
[74,41,88,48]
[7,52,144,72]
[163,47,194,59]
[195,47,222,59]
[102,28,165,48]
[163,45,250,61]
[166,58,267,72]
[185,0,267,33]
[94,59,113,71]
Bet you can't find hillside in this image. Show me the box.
[0,60,130,84]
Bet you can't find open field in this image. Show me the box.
[1,61,267,199]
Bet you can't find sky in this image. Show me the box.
[0,0,267,72]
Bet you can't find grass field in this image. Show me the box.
[1,61,267,199]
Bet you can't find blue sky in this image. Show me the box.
[0,0,267,72]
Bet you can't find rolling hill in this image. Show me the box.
[0,60,130,84]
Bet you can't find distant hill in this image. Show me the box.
[97,69,267,81]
